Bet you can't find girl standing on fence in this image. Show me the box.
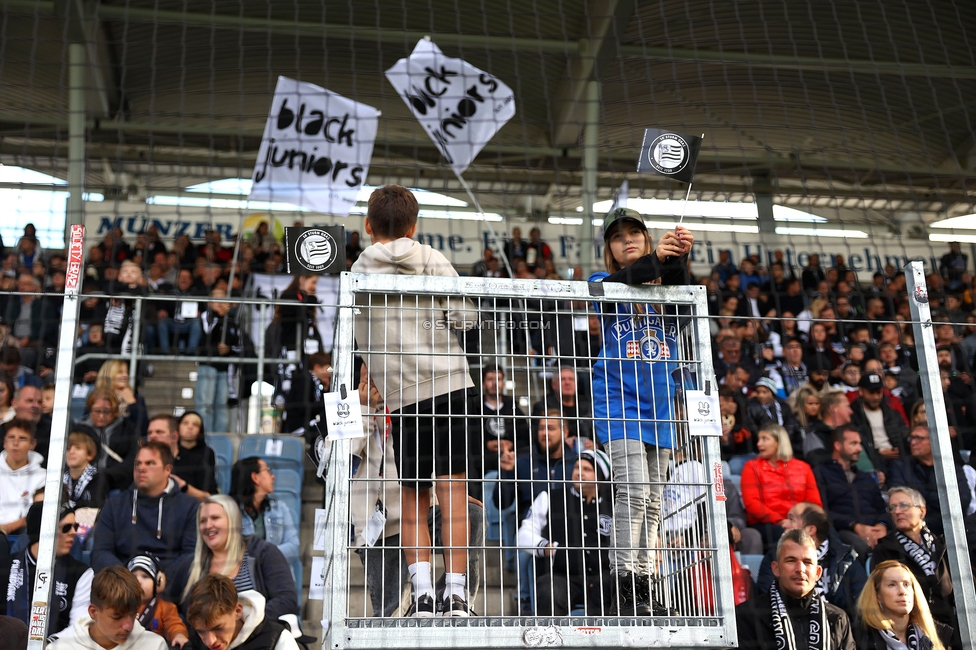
[589,207,693,616]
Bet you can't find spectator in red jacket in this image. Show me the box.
[741,422,822,551]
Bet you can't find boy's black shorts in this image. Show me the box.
[391,388,471,489]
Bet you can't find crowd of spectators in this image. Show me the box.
[2,213,976,648]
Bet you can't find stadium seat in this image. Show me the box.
[273,467,302,500]
[238,435,305,480]
[208,434,234,495]
[739,554,764,579]
[728,474,741,493]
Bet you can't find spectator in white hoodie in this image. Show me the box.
[0,418,44,555]
[47,565,167,650]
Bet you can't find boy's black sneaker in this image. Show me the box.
[438,594,471,617]
[407,594,436,618]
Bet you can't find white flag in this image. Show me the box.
[249,76,379,216]
[385,38,516,175]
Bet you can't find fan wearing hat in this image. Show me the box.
[127,553,189,648]
[0,502,93,636]
[850,371,909,474]
[744,377,801,452]
[588,208,693,616]
[517,449,614,616]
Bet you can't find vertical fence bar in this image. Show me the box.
[128,296,142,381]
[904,262,976,648]
[27,226,86,649]
[254,302,267,434]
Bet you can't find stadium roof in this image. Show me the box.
[1,0,974,232]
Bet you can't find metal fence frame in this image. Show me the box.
[320,272,736,650]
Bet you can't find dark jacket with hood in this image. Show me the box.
[756,532,866,621]
[814,459,891,531]
[90,476,199,573]
[168,535,299,622]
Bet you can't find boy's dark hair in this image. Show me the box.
[91,565,143,615]
[366,185,419,239]
[797,504,830,543]
[187,574,239,627]
[718,386,735,400]
[482,364,503,381]
[308,352,332,369]
[140,440,175,469]
[5,417,36,441]
[148,413,178,433]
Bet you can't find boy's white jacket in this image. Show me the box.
[0,449,45,523]
[46,617,168,650]
[47,591,299,650]
[351,238,476,412]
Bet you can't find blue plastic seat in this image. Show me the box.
[208,434,234,495]
[273,468,302,500]
[238,435,305,480]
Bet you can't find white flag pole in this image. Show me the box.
[677,133,704,226]
[454,170,514,278]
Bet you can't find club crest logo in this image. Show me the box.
[598,514,613,536]
[647,133,690,176]
[640,334,671,361]
[294,228,338,272]
[914,285,929,304]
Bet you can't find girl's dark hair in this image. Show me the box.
[177,410,206,445]
[0,372,14,408]
[230,456,263,513]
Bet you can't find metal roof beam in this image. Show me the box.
[4,1,973,78]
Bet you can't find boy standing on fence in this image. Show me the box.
[351,185,477,617]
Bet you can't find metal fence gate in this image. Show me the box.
[319,272,736,649]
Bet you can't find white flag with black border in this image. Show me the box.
[249,76,379,216]
[385,38,516,175]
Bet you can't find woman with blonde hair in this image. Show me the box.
[857,560,950,650]
[93,359,148,436]
[740,422,821,550]
[166,494,298,621]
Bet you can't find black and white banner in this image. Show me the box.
[385,38,516,175]
[637,128,702,184]
[284,226,346,274]
[249,76,379,215]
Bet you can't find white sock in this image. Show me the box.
[408,562,434,600]
[443,572,467,600]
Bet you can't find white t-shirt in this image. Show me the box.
[863,408,891,451]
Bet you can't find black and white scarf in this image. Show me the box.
[763,399,785,426]
[769,582,830,650]
[63,463,98,507]
[895,528,938,577]
[816,539,830,594]
[879,624,923,650]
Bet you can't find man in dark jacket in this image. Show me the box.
[0,503,93,637]
[850,372,908,472]
[737,528,856,650]
[888,425,971,536]
[91,441,199,573]
[814,426,890,559]
[803,391,853,468]
[530,366,593,448]
[3,274,57,370]
[743,378,800,445]
[755,502,866,623]
[195,288,243,434]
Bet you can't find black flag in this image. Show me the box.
[284,226,346,274]
[637,128,702,184]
